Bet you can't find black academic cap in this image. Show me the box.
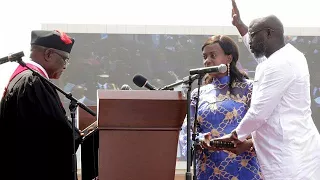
[31,30,75,53]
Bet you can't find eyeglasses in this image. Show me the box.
[249,28,275,38]
[53,52,70,66]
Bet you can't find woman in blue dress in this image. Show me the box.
[179,35,262,180]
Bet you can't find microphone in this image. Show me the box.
[0,51,24,64]
[189,64,227,75]
[120,84,132,90]
[133,74,157,90]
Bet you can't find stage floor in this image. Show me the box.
[76,169,188,180]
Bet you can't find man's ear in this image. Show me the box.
[43,49,53,61]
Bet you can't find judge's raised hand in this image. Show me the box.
[231,0,242,27]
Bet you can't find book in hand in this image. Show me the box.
[81,121,98,138]
[198,132,235,148]
[210,140,235,148]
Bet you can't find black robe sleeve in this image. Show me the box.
[0,70,81,180]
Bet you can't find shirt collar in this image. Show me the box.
[211,75,230,88]
[25,60,49,79]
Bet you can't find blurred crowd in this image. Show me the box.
[60,33,320,127]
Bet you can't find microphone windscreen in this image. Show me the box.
[218,64,228,73]
[133,74,147,87]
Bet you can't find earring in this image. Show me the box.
[227,63,230,76]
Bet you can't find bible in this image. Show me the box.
[81,121,98,138]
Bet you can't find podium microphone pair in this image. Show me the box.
[132,64,227,90]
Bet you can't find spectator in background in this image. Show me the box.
[120,84,132,90]
[71,85,96,106]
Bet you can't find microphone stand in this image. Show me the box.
[185,75,194,180]
[159,74,203,180]
[16,58,96,180]
[191,74,203,180]
[159,74,200,90]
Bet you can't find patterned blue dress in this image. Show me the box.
[179,76,262,180]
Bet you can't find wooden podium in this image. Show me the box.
[97,90,187,180]
[78,106,98,180]
[78,106,97,131]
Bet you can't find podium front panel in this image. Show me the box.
[97,90,186,128]
[99,130,179,180]
[97,90,187,180]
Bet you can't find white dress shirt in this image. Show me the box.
[0,60,49,100]
[236,33,320,180]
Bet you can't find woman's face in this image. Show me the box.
[202,43,231,78]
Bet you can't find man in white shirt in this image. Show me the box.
[215,1,320,179]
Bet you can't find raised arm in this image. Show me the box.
[231,0,267,63]
[231,0,248,36]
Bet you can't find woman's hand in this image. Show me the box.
[199,133,219,151]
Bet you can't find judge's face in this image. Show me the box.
[202,43,231,78]
[43,49,69,79]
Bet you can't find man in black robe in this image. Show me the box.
[0,30,81,180]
